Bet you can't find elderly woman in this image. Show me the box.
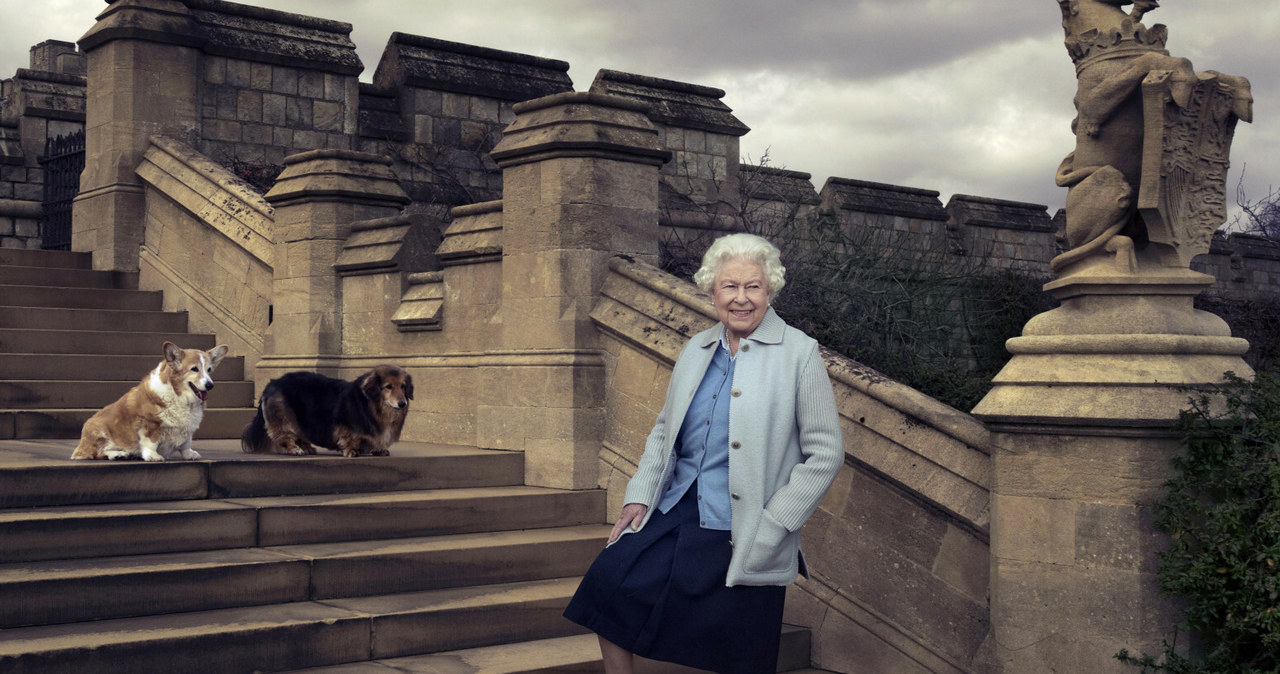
[564,233,844,673]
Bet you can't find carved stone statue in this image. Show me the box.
[1052,0,1252,273]
[975,9,1257,672]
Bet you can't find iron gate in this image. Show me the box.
[37,129,84,251]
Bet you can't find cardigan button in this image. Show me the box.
[741,344,750,352]
[731,492,740,500]
[730,441,741,449]
[731,389,741,397]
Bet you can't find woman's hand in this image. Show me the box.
[608,503,649,544]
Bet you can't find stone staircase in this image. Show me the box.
[0,247,255,440]
[0,248,826,673]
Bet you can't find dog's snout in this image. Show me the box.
[206,382,215,391]
[396,400,407,409]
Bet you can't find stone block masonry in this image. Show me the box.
[0,41,86,249]
[361,33,573,206]
[190,0,363,169]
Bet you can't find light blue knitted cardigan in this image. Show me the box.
[622,307,844,586]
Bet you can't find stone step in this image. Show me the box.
[282,625,818,673]
[290,633,605,674]
[306,577,589,661]
[0,353,247,380]
[1,405,256,440]
[0,440,526,508]
[0,527,607,629]
[0,307,189,332]
[0,328,216,354]
[293,524,608,601]
[0,378,254,409]
[0,263,139,289]
[0,284,163,311]
[0,248,91,269]
[0,485,605,562]
[0,577,588,674]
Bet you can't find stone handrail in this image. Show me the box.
[134,135,273,368]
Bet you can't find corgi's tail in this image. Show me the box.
[240,405,269,453]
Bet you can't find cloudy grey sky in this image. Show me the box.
[4,0,1276,219]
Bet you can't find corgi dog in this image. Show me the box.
[71,342,229,461]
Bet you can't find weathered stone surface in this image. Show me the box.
[590,70,748,138]
[186,0,361,74]
[491,92,670,170]
[740,164,820,221]
[137,135,273,262]
[261,150,408,364]
[76,7,202,270]
[267,149,410,207]
[391,272,444,332]
[990,559,1182,674]
[822,177,949,222]
[945,194,1056,273]
[335,212,442,276]
[373,32,571,101]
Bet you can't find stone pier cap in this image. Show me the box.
[265,149,410,207]
[490,91,672,168]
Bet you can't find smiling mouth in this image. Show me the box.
[189,382,208,402]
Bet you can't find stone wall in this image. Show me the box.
[591,256,993,672]
[192,11,576,209]
[0,40,86,249]
[361,33,572,206]
[945,195,1059,275]
[192,1,362,168]
[591,70,750,242]
[1195,231,1280,299]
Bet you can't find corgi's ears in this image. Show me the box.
[163,341,183,369]
[208,345,229,370]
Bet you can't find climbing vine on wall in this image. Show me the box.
[1117,371,1280,673]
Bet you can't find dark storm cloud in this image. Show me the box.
[521,0,1057,82]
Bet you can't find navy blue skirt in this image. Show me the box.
[563,489,786,674]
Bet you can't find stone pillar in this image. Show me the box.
[484,91,669,489]
[260,149,409,380]
[74,0,203,271]
[973,265,1253,672]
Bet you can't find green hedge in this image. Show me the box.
[1118,372,1280,672]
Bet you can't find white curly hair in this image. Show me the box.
[692,233,786,300]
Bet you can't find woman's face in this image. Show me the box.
[712,258,770,344]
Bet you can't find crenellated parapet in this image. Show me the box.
[362,33,574,206]
[945,194,1058,274]
[591,70,749,237]
[1195,231,1280,298]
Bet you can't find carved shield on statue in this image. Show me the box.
[1138,71,1245,268]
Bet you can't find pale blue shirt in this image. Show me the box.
[656,333,735,529]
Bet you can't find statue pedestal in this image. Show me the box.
[973,264,1251,673]
[977,260,1251,424]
